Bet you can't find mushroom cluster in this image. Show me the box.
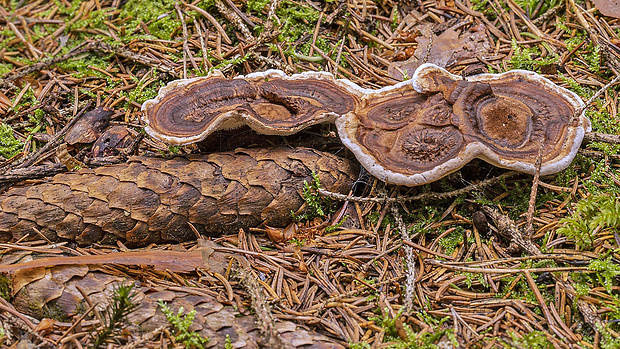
[142,64,591,186]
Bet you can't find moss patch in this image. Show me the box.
[0,124,23,160]
[119,0,182,40]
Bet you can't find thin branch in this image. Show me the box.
[427,259,589,274]
[584,132,620,144]
[319,170,520,203]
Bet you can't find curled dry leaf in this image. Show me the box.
[56,143,85,171]
[34,318,55,334]
[265,226,285,243]
[388,25,492,80]
[0,148,357,246]
[142,64,590,186]
[265,222,299,243]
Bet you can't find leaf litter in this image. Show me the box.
[0,0,619,348]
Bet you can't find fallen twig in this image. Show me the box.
[319,171,520,203]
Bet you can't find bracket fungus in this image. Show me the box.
[143,64,590,186]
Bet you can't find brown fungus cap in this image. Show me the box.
[338,64,590,185]
[142,70,360,145]
[143,64,590,186]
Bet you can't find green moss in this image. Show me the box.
[120,0,182,40]
[549,86,620,192]
[167,145,181,154]
[496,260,557,309]
[57,0,191,43]
[349,342,371,349]
[325,215,347,233]
[247,0,271,13]
[557,194,620,250]
[391,10,399,31]
[30,24,56,42]
[494,179,555,219]
[0,30,17,51]
[0,275,12,301]
[571,269,620,348]
[497,275,538,306]
[509,40,557,72]
[275,1,319,43]
[553,158,581,188]
[508,330,554,348]
[299,37,327,57]
[42,303,69,322]
[0,27,14,38]
[208,53,251,73]
[79,88,98,101]
[559,74,592,98]
[56,52,117,85]
[54,0,84,16]
[437,227,465,256]
[573,281,590,296]
[247,0,349,69]
[584,106,620,156]
[599,295,620,348]
[29,108,45,125]
[0,63,13,77]
[573,156,620,196]
[461,271,489,289]
[26,296,43,316]
[11,86,37,112]
[469,0,492,15]
[584,45,602,73]
[74,300,87,315]
[367,310,457,348]
[514,0,560,17]
[599,324,620,349]
[122,78,165,107]
[369,308,403,340]
[367,211,381,225]
[0,124,24,159]
[68,8,115,33]
[555,17,571,33]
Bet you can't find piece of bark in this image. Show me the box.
[0,250,204,274]
[0,163,67,185]
[0,147,358,246]
[91,125,135,157]
[64,107,114,145]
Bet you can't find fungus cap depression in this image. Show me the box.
[142,64,591,186]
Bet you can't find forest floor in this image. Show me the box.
[0,0,620,348]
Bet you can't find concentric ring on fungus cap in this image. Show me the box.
[142,64,591,186]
